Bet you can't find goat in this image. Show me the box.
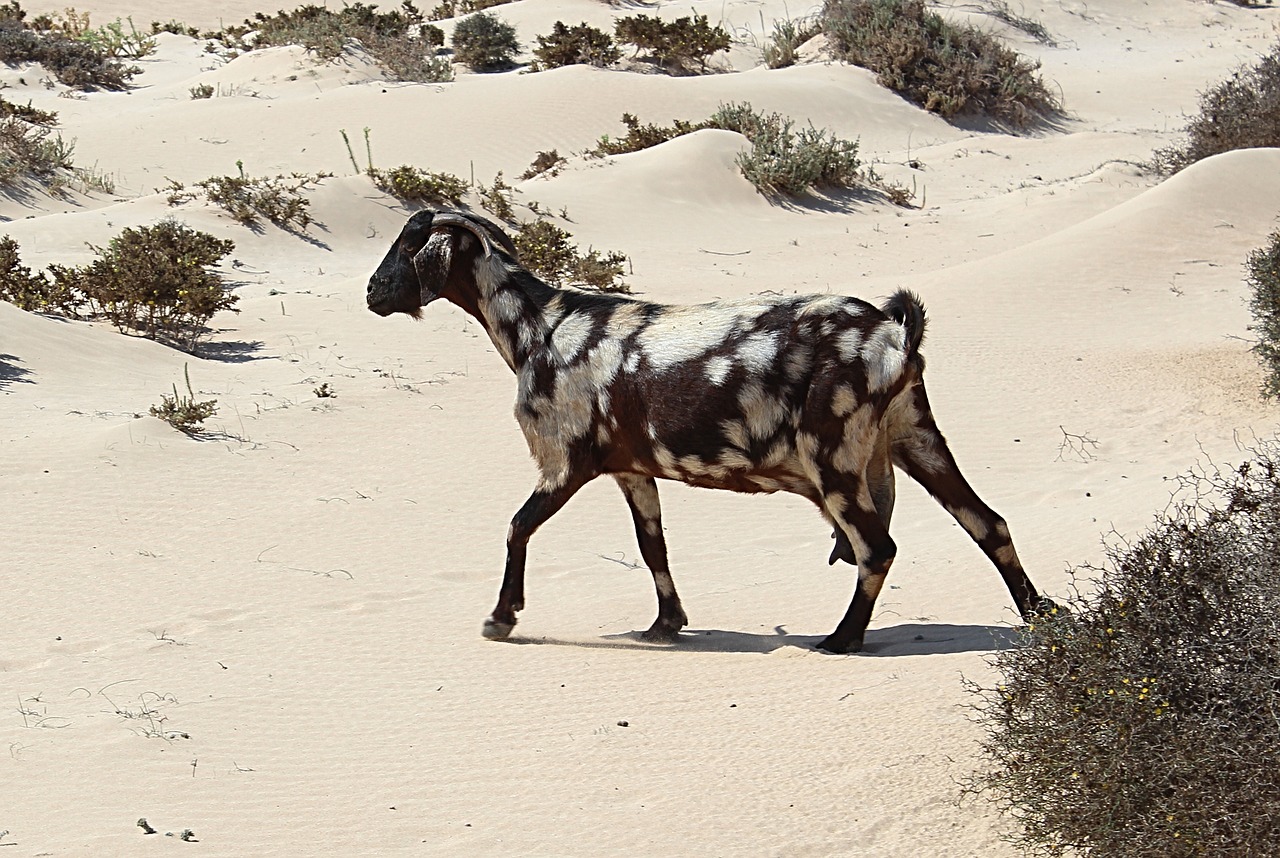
[366,208,1056,653]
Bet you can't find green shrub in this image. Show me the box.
[165,172,331,231]
[151,364,218,434]
[1247,230,1280,399]
[79,17,156,59]
[590,112,708,157]
[369,164,468,205]
[614,13,729,73]
[820,0,1057,127]
[1153,41,1280,175]
[967,441,1280,857]
[514,219,628,292]
[532,21,620,69]
[0,112,74,187]
[450,11,518,71]
[479,171,514,221]
[150,19,201,38]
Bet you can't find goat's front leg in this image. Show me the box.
[483,479,586,640]
[614,474,688,642]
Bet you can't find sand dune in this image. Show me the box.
[2,1,1278,854]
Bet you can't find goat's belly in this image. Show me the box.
[645,459,814,499]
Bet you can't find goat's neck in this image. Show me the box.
[458,254,562,372]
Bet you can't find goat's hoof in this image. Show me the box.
[639,623,682,644]
[815,635,862,655]
[1022,597,1064,623]
[482,617,515,640]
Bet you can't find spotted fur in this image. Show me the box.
[367,209,1055,653]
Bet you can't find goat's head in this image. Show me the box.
[366,208,516,318]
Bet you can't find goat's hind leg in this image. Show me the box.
[483,478,588,640]
[817,479,898,655]
[615,474,688,642]
[893,389,1056,620]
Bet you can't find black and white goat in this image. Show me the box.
[366,209,1055,653]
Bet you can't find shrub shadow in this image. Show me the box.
[197,338,268,363]
[504,621,1022,656]
[0,352,34,391]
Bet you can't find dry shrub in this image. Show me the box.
[1153,41,1280,175]
[761,15,818,69]
[967,441,1280,857]
[519,150,567,180]
[151,364,217,434]
[0,8,140,90]
[514,220,628,292]
[369,164,468,205]
[165,172,330,232]
[820,0,1057,127]
[1247,231,1280,399]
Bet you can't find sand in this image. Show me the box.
[2,0,1278,854]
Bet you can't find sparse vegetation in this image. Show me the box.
[208,2,453,83]
[519,149,567,180]
[165,172,331,231]
[370,164,468,205]
[531,21,620,70]
[590,103,870,198]
[0,3,141,90]
[450,10,519,71]
[0,221,238,352]
[479,170,515,220]
[513,219,628,292]
[614,13,730,73]
[1152,41,1280,175]
[189,83,214,99]
[761,14,818,69]
[820,0,1058,127]
[151,364,218,433]
[79,16,157,59]
[967,440,1280,857]
[1247,230,1280,399]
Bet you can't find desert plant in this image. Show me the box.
[614,13,729,73]
[820,0,1057,127]
[531,21,620,69]
[165,172,331,231]
[150,19,201,38]
[513,219,628,292]
[590,112,708,157]
[1247,230,1280,399]
[79,17,156,58]
[369,164,468,205]
[1152,41,1280,175]
[761,14,817,69]
[189,83,214,99]
[0,9,140,90]
[450,10,518,71]
[0,235,83,314]
[75,219,238,349]
[967,440,1280,857]
[151,364,218,433]
[519,149,567,180]
[479,171,514,220]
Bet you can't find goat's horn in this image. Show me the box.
[431,212,496,257]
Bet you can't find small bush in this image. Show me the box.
[479,171,514,221]
[151,19,201,38]
[151,364,217,433]
[189,83,214,99]
[0,9,140,90]
[532,21,620,70]
[369,164,468,205]
[165,172,331,231]
[614,13,729,73]
[514,219,628,292]
[0,235,83,314]
[0,112,74,186]
[967,441,1280,857]
[80,17,156,59]
[76,220,238,348]
[761,15,817,69]
[519,150,566,180]
[1152,42,1280,175]
[1247,231,1280,399]
[450,11,518,71]
[820,0,1057,127]
[590,112,707,157]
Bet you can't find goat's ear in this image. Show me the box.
[412,229,454,306]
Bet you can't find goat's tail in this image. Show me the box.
[882,290,927,361]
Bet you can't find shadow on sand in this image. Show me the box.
[502,622,1021,657]
[0,352,34,391]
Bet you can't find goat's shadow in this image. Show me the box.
[503,622,1021,656]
